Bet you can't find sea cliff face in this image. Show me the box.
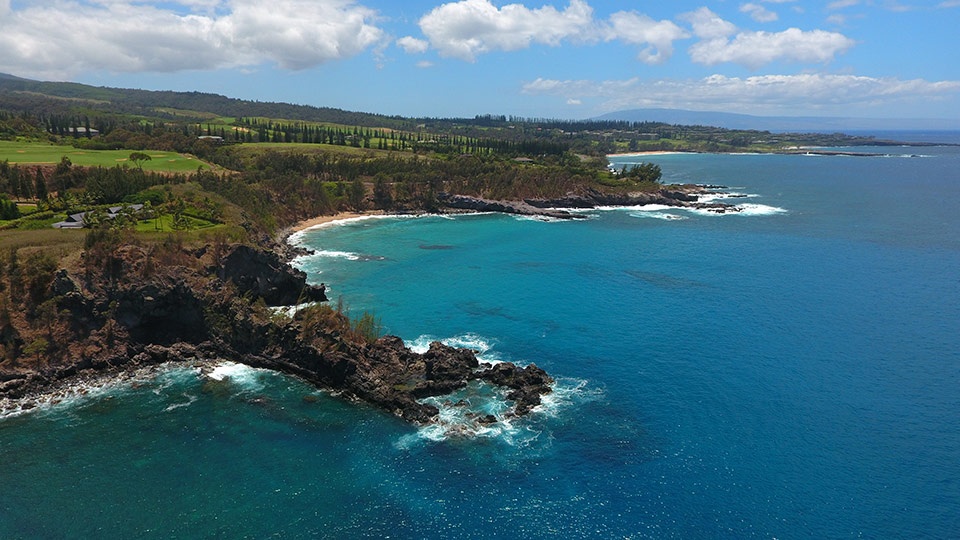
[0,242,552,423]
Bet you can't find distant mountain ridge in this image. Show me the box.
[594,108,960,133]
[0,72,413,129]
[4,72,957,137]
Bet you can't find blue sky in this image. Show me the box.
[1,0,958,122]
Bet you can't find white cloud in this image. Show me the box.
[827,13,848,24]
[604,11,688,64]
[680,7,738,40]
[679,8,854,69]
[416,60,435,68]
[397,36,430,54]
[689,28,855,68]
[740,3,779,23]
[828,0,861,9]
[415,1,685,64]
[522,74,960,115]
[417,0,595,62]
[0,0,385,77]
[216,0,384,70]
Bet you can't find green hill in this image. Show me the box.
[0,73,414,129]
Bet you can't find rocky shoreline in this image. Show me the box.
[438,185,739,219]
[0,241,553,425]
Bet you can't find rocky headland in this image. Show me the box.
[0,240,552,423]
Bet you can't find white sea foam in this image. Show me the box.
[406,333,493,355]
[288,213,426,245]
[451,211,498,218]
[697,192,757,204]
[0,363,201,420]
[535,377,601,417]
[628,210,688,221]
[511,214,571,223]
[313,249,362,261]
[590,197,787,219]
[205,361,267,391]
[733,203,789,216]
[396,381,542,448]
[681,203,788,216]
[883,153,934,159]
[395,376,598,448]
[0,381,118,420]
[163,393,198,412]
[405,333,503,364]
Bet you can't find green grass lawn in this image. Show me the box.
[0,141,211,172]
[135,214,219,233]
[3,210,64,230]
[236,142,414,159]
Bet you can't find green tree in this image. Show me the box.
[153,203,166,231]
[23,337,49,361]
[0,195,19,220]
[348,178,366,211]
[113,206,138,230]
[34,167,48,201]
[372,175,392,210]
[352,312,382,345]
[621,162,662,184]
[129,152,152,170]
[83,207,107,228]
[23,252,57,304]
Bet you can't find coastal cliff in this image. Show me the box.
[0,241,552,423]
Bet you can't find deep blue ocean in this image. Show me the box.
[2,138,959,538]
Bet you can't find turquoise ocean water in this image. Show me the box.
[2,138,959,538]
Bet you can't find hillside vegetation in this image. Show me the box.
[0,72,905,251]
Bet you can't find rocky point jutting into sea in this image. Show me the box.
[0,239,553,423]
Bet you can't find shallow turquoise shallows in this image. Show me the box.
[3,136,959,538]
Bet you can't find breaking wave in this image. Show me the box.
[396,333,598,447]
[405,333,501,363]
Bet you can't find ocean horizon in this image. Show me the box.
[2,137,959,538]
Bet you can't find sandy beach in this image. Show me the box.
[606,150,694,157]
[288,211,380,234]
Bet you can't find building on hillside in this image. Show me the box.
[52,212,88,229]
[52,204,144,229]
[65,127,100,137]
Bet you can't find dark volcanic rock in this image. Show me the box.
[480,362,554,416]
[438,186,735,218]
[52,269,81,296]
[437,193,584,220]
[525,187,704,208]
[220,244,327,306]
[115,281,207,345]
[0,242,556,426]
